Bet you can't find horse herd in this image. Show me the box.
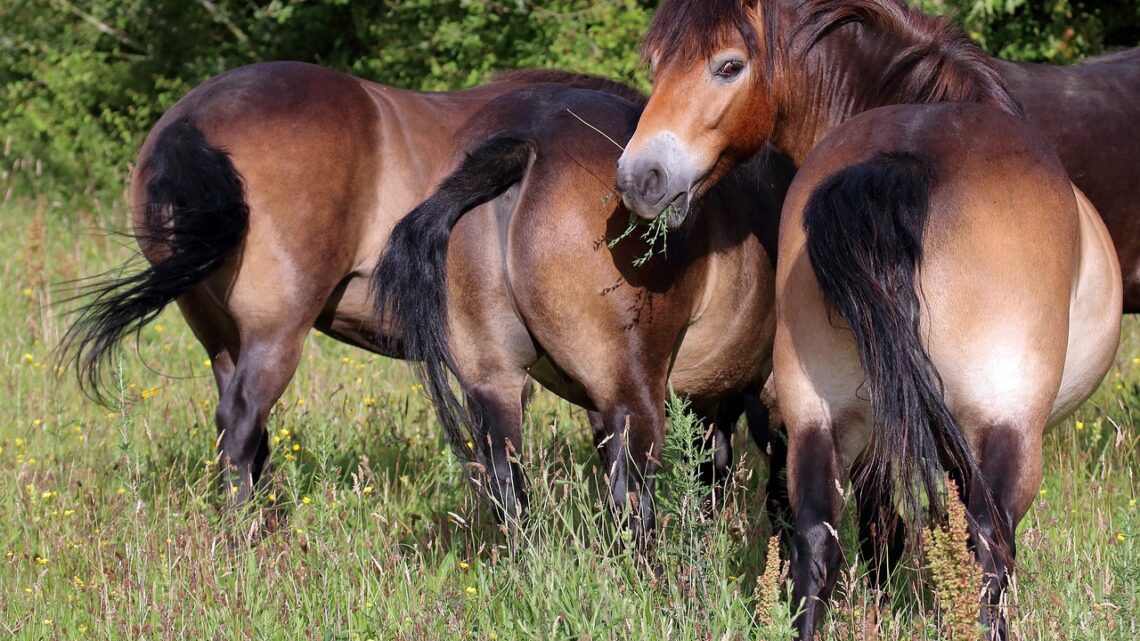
[62,0,1139,638]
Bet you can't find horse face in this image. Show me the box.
[617,5,775,226]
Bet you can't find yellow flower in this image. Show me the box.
[64,509,75,517]
[73,576,85,587]
[35,556,48,565]
[268,492,277,502]
[295,528,304,536]
[362,486,373,495]
[203,358,212,367]
[42,619,52,626]
[1117,533,1127,542]
[399,475,409,484]
[1075,421,1085,431]
[466,441,474,450]
[1039,488,1048,496]
[341,357,351,364]
[40,491,54,500]
[23,353,33,363]
[22,287,33,297]
[295,399,305,406]
[459,561,469,570]
[116,487,126,495]
[1133,357,1140,365]
[31,419,41,427]
[301,496,312,505]
[363,397,376,407]
[292,443,300,452]
[465,586,477,596]
[154,324,165,334]
[284,453,296,462]
[489,634,497,640]
[1130,499,1136,508]
[14,438,24,448]
[78,625,88,633]
[273,436,281,444]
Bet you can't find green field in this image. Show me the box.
[1,192,1137,640]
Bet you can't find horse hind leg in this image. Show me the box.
[215,326,309,504]
[786,422,844,639]
[464,371,530,528]
[958,422,1043,641]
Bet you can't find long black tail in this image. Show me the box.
[802,151,991,538]
[371,136,534,461]
[60,118,249,403]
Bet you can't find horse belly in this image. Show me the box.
[1051,186,1123,424]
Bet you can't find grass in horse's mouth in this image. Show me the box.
[608,201,675,267]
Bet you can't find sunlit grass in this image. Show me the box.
[0,193,1136,639]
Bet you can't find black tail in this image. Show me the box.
[60,118,249,403]
[371,136,534,461]
[802,152,991,538]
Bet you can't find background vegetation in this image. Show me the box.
[2,0,1138,200]
[1,1,1138,639]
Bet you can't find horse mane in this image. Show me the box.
[491,69,647,105]
[642,0,766,70]
[790,0,1024,116]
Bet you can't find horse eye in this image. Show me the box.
[715,60,745,79]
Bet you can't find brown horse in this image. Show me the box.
[60,61,658,503]
[1000,50,1140,310]
[615,0,1121,637]
[370,83,793,536]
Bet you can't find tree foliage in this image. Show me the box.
[1,0,1136,200]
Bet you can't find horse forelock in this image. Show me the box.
[643,0,765,72]
[789,0,1024,117]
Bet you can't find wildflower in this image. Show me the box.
[268,492,277,502]
[295,399,305,406]
[363,397,376,407]
[1117,533,1127,542]
[42,620,52,626]
[35,556,48,565]
[73,576,84,587]
[399,475,409,484]
[1075,421,1085,431]
[292,443,300,452]
[15,438,24,448]
[295,528,304,536]
[1130,499,1136,508]
[284,453,296,462]
[26,457,36,465]
[203,358,212,367]
[79,625,88,633]
[64,509,75,517]
[273,435,281,444]
[31,419,41,427]
[465,586,477,596]
[116,487,126,495]
[362,486,373,495]
[40,491,54,500]
[341,357,351,364]
[302,496,312,505]
[154,324,165,334]
[23,353,33,363]
[279,428,290,438]
[459,561,469,570]
[1039,488,1048,496]
[22,287,32,297]
[489,634,497,640]
[23,587,31,594]
[466,440,474,450]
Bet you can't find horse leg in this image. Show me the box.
[215,327,308,504]
[695,398,745,506]
[961,423,1042,641]
[752,379,791,543]
[464,371,530,526]
[787,423,844,639]
[596,392,665,544]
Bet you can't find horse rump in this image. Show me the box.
[370,136,534,461]
[60,118,249,403]
[802,151,992,539]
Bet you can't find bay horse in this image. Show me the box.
[371,83,793,537]
[1000,50,1140,311]
[615,0,1121,637]
[60,61,656,504]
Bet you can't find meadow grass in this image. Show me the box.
[0,192,1136,640]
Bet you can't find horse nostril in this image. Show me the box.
[640,167,663,199]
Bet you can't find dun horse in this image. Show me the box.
[371,84,792,536]
[61,62,655,503]
[616,0,1121,637]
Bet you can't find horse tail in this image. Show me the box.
[371,136,534,461]
[61,118,249,403]
[802,151,989,536]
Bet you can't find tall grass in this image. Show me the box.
[0,190,1136,639]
